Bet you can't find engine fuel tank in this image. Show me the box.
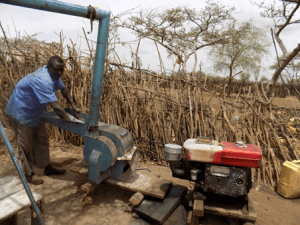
[184,139,262,168]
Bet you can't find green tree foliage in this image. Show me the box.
[209,21,269,95]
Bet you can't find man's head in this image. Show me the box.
[47,56,65,80]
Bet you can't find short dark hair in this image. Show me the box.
[48,56,64,68]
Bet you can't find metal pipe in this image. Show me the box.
[0,0,110,19]
[0,121,45,225]
[0,0,111,130]
[86,15,110,127]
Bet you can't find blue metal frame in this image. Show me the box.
[0,0,110,130]
[0,0,134,187]
[0,0,110,19]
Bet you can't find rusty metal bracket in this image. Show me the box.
[85,5,97,34]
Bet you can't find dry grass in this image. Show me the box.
[1,31,300,190]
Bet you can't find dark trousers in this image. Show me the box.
[12,120,50,176]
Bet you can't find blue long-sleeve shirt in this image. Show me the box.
[5,66,65,127]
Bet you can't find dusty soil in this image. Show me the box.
[1,137,300,225]
[1,94,300,225]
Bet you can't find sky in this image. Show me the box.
[0,0,299,80]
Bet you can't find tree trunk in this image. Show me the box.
[227,67,233,97]
[274,27,288,56]
[267,44,300,96]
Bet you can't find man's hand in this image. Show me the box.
[61,87,81,119]
[72,104,81,119]
[49,101,71,121]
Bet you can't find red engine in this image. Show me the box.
[185,139,262,168]
[165,138,262,198]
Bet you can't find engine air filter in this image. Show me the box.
[164,144,182,162]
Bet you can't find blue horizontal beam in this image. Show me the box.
[2,0,111,133]
[0,0,110,19]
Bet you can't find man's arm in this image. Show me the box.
[60,87,75,107]
[60,87,81,118]
[49,101,70,121]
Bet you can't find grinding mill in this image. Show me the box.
[0,0,135,185]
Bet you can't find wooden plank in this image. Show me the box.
[0,184,24,201]
[193,199,204,217]
[203,198,256,222]
[0,214,18,225]
[0,189,43,221]
[248,199,256,219]
[134,184,188,224]
[71,159,170,199]
[105,171,172,199]
[0,176,21,188]
[70,160,88,176]
[70,165,88,175]
[193,192,206,201]
[187,211,199,225]
[187,211,193,225]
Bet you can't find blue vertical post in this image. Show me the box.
[0,0,111,132]
[0,121,45,225]
[86,15,110,128]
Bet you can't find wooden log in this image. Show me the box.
[129,192,144,207]
[80,182,98,194]
[204,198,256,222]
[193,199,204,217]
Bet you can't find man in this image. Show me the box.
[5,56,80,185]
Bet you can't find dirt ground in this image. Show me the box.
[1,137,300,225]
[1,94,300,225]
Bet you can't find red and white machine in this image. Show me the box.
[164,138,262,199]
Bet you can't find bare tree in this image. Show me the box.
[118,0,236,80]
[255,0,300,96]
